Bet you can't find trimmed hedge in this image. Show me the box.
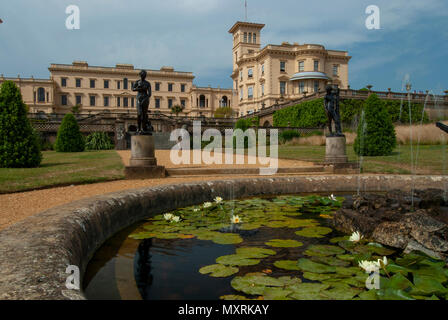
[55,113,85,152]
[280,130,300,143]
[0,81,42,168]
[354,94,397,156]
[273,98,429,128]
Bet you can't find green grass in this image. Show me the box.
[279,144,448,175]
[0,151,125,193]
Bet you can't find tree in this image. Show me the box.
[171,105,184,117]
[55,113,85,152]
[354,93,396,156]
[71,104,81,114]
[214,107,235,118]
[0,81,42,168]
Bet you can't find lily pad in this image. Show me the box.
[297,258,336,274]
[216,254,260,267]
[211,233,243,245]
[310,256,351,267]
[295,227,333,238]
[235,247,276,258]
[320,285,363,300]
[302,273,333,281]
[262,287,293,300]
[231,275,284,296]
[411,274,448,296]
[274,260,301,271]
[304,245,345,257]
[220,295,250,300]
[265,239,303,248]
[288,283,331,300]
[199,264,239,278]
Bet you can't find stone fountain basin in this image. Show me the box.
[0,175,447,300]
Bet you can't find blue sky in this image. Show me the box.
[0,0,447,94]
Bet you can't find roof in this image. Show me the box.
[290,72,330,81]
[228,21,265,33]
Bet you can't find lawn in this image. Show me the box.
[0,151,125,193]
[278,144,448,175]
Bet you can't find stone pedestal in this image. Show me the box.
[125,135,166,179]
[325,136,348,164]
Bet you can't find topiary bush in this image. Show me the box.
[55,113,85,152]
[0,81,42,168]
[354,94,397,156]
[85,132,114,150]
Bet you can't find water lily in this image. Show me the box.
[193,208,200,212]
[171,216,181,223]
[203,202,213,209]
[329,194,337,201]
[349,231,364,243]
[358,260,378,273]
[214,197,223,204]
[164,213,174,221]
[231,215,242,224]
[375,256,388,268]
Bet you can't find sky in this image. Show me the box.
[0,0,447,94]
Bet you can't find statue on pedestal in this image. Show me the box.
[132,70,153,135]
[324,85,344,137]
[436,122,448,134]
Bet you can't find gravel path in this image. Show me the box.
[0,151,315,230]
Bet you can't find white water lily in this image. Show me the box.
[193,208,200,212]
[203,202,213,209]
[349,231,364,243]
[329,194,337,201]
[171,216,181,223]
[375,256,388,268]
[358,260,378,273]
[214,197,223,204]
[164,213,174,221]
[231,215,242,224]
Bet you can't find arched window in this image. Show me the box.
[37,88,45,102]
[199,95,206,108]
[221,96,228,107]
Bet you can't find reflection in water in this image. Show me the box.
[135,239,154,300]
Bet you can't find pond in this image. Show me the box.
[83,195,448,300]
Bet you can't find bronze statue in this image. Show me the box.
[436,122,448,134]
[132,70,153,135]
[324,85,343,137]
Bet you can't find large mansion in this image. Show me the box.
[0,21,350,118]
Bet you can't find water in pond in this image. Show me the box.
[83,195,448,301]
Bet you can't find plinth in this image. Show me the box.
[325,136,348,164]
[125,135,166,179]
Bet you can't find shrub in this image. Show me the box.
[280,130,300,143]
[85,132,114,150]
[354,94,397,156]
[273,98,326,128]
[214,107,235,118]
[0,81,42,168]
[55,113,85,152]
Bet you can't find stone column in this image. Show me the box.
[125,135,166,179]
[325,136,348,164]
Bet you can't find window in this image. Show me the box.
[261,84,265,96]
[261,64,265,75]
[280,61,286,72]
[131,98,134,107]
[248,68,253,78]
[314,60,319,72]
[37,88,45,102]
[76,78,81,88]
[244,32,247,42]
[123,78,128,90]
[199,95,206,108]
[76,95,82,105]
[181,84,186,92]
[155,83,160,91]
[181,99,186,107]
[240,71,243,81]
[104,80,109,89]
[280,82,286,95]
[90,79,96,89]
[298,61,304,72]
[104,96,109,107]
[155,98,161,109]
[124,97,128,108]
[61,78,67,87]
[248,86,253,99]
[168,83,173,92]
[253,33,257,44]
[299,81,305,94]
[61,95,68,106]
[333,64,339,76]
[117,81,121,90]
[240,88,243,101]
[117,97,121,107]
[168,99,173,108]
[248,33,252,43]
[90,96,96,106]
[314,81,319,93]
